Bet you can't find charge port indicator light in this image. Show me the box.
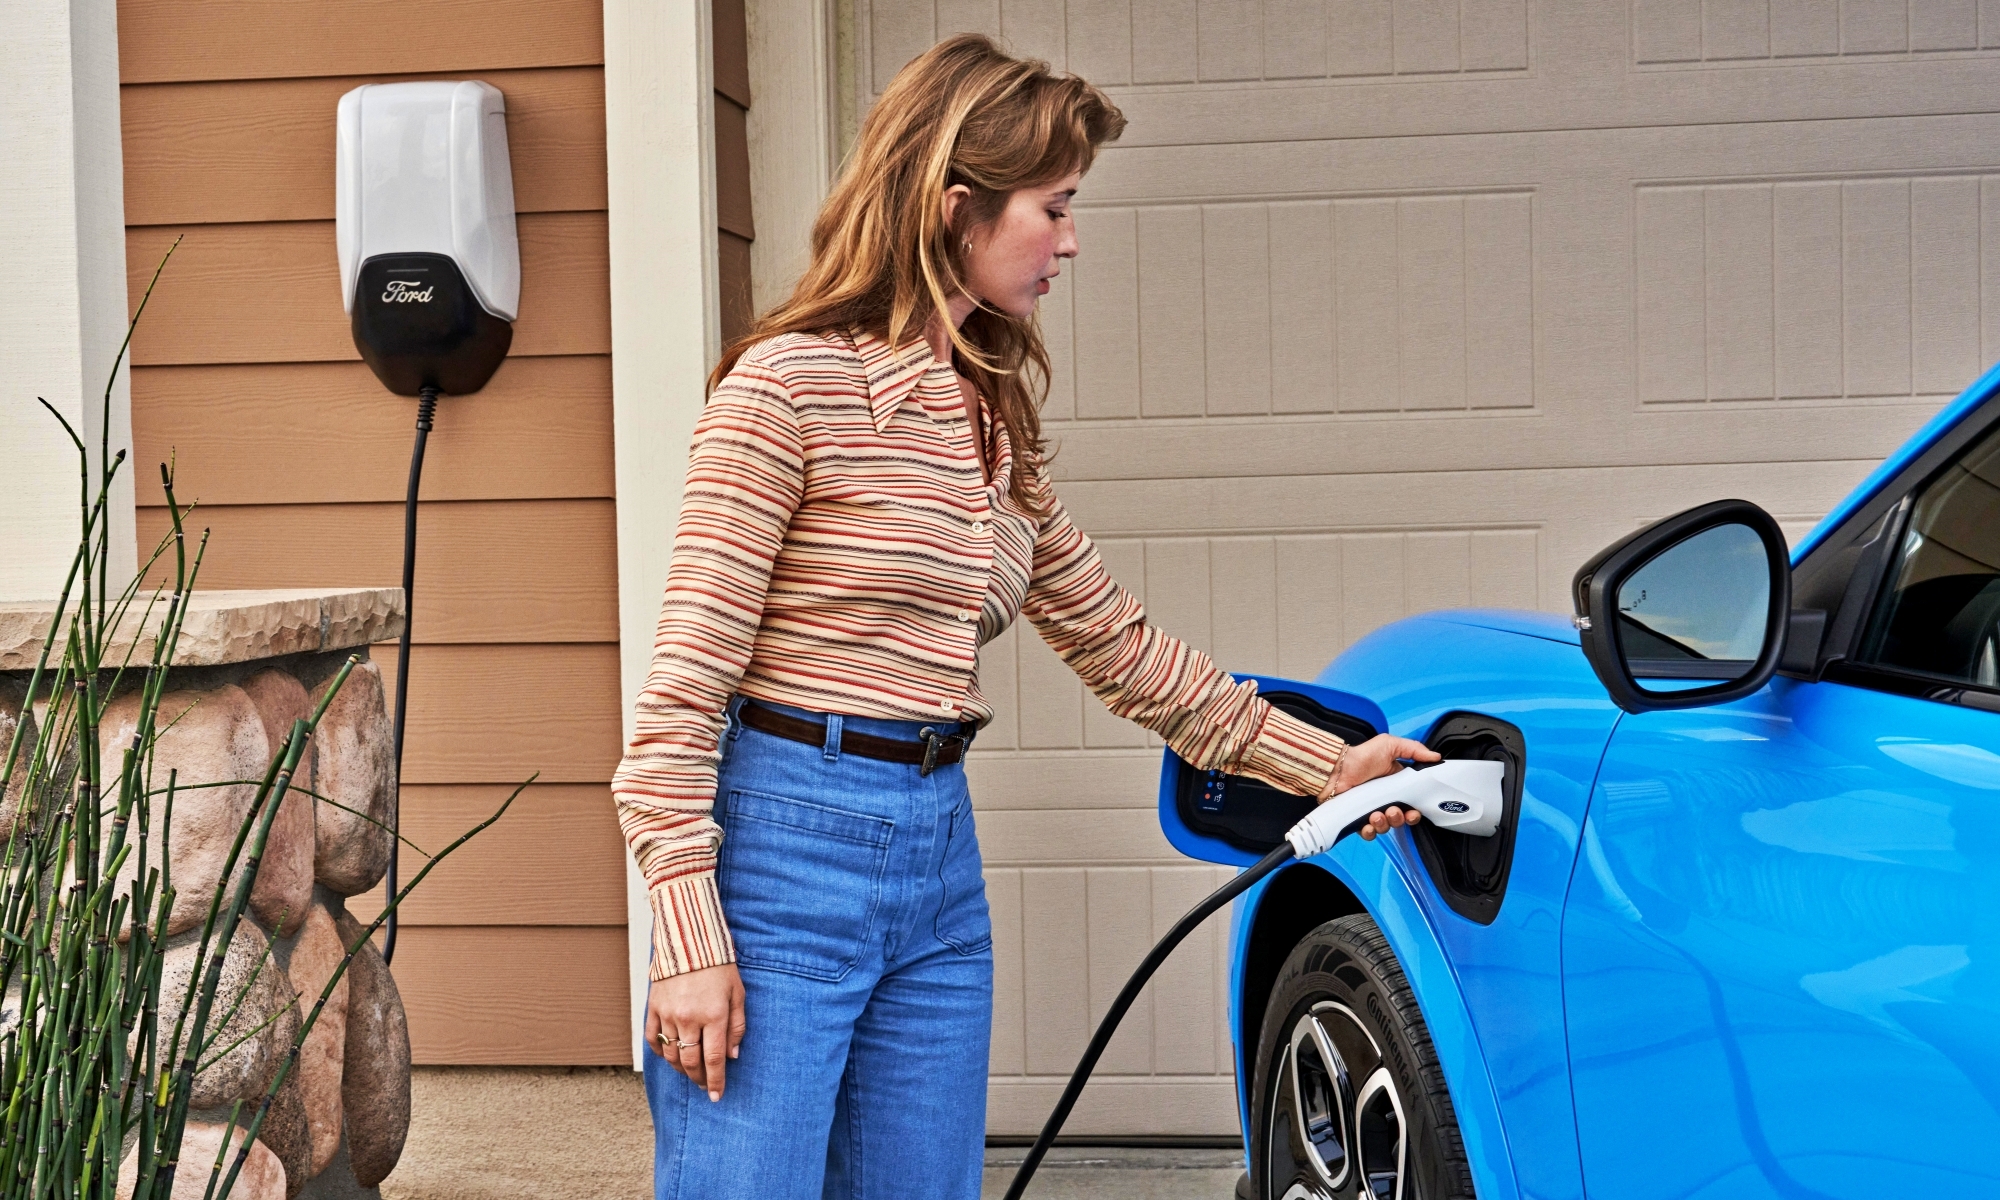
[1197,769,1227,813]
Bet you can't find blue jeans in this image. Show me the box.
[644,697,995,1200]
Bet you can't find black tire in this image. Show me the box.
[1249,914,1474,1200]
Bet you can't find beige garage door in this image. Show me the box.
[854,0,2000,1136]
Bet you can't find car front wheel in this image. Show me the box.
[1251,914,1474,1200]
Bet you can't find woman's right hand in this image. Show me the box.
[1317,733,1441,841]
[646,963,746,1102]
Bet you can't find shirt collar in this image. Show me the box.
[851,328,949,433]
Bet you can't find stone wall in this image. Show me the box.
[1,589,411,1200]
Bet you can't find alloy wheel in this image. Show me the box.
[1265,1001,1407,1200]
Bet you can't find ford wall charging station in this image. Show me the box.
[335,80,519,963]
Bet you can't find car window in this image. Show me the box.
[1858,421,2000,689]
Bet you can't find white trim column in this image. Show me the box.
[604,0,719,1067]
[745,0,838,311]
[0,0,134,600]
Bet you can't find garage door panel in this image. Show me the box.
[1463,0,1531,69]
[1021,868,1092,1074]
[1467,191,1538,406]
[1911,176,1983,391]
[1198,0,1266,82]
[1775,181,1847,399]
[1137,206,1208,416]
[1270,201,1338,411]
[1087,868,1156,1074]
[977,622,1022,749]
[1132,0,1201,83]
[1204,204,1275,413]
[1149,867,1230,1076]
[1399,195,1472,409]
[1328,0,1397,75]
[988,868,1027,1073]
[1070,208,1140,418]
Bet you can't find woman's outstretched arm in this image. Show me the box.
[1022,480,1433,805]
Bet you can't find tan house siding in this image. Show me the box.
[119,0,630,1065]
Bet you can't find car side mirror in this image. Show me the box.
[1571,499,1792,713]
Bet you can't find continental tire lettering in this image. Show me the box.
[1366,991,1418,1091]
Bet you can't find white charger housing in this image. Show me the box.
[336,80,519,320]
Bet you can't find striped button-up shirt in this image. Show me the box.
[615,328,1348,979]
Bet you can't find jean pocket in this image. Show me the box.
[718,788,894,981]
[934,800,992,955]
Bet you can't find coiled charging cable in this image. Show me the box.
[1001,756,1503,1199]
[383,383,438,966]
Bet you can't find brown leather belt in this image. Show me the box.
[737,700,971,775]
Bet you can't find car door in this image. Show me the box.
[1562,416,2000,1198]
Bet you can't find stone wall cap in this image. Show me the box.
[0,588,406,671]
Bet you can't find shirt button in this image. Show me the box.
[938,699,955,711]
[957,610,973,622]
[972,520,986,534]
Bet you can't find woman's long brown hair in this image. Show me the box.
[709,34,1125,513]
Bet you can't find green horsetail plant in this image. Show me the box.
[1,242,520,1200]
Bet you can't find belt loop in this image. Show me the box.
[822,713,843,761]
[724,696,746,743]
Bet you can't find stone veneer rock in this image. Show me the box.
[4,589,410,1200]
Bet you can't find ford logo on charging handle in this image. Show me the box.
[1439,800,1470,814]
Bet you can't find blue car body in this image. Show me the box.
[1162,368,2000,1198]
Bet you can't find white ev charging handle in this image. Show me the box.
[1284,758,1506,857]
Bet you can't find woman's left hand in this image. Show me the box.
[1317,733,1441,841]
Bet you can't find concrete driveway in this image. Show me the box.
[982,1146,1245,1199]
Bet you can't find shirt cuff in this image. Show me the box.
[1237,704,1348,799]
[647,874,738,981]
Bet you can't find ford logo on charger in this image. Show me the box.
[1439,800,1470,814]
[382,280,434,303]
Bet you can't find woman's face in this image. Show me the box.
[958,171,1083,320]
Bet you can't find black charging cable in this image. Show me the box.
[383,383,438,966]
[1002,841,1295,1199]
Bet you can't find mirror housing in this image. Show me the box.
[1571,499,1791,713]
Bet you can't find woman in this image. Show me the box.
[613,34,1432,1200]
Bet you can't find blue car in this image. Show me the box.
[1162,369,2000,1200]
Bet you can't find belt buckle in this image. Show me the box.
[917,726,967,777]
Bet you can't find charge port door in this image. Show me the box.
[1157,676,1384,867]
[1410,712,1526,924]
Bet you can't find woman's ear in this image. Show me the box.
[942,183,972,240]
